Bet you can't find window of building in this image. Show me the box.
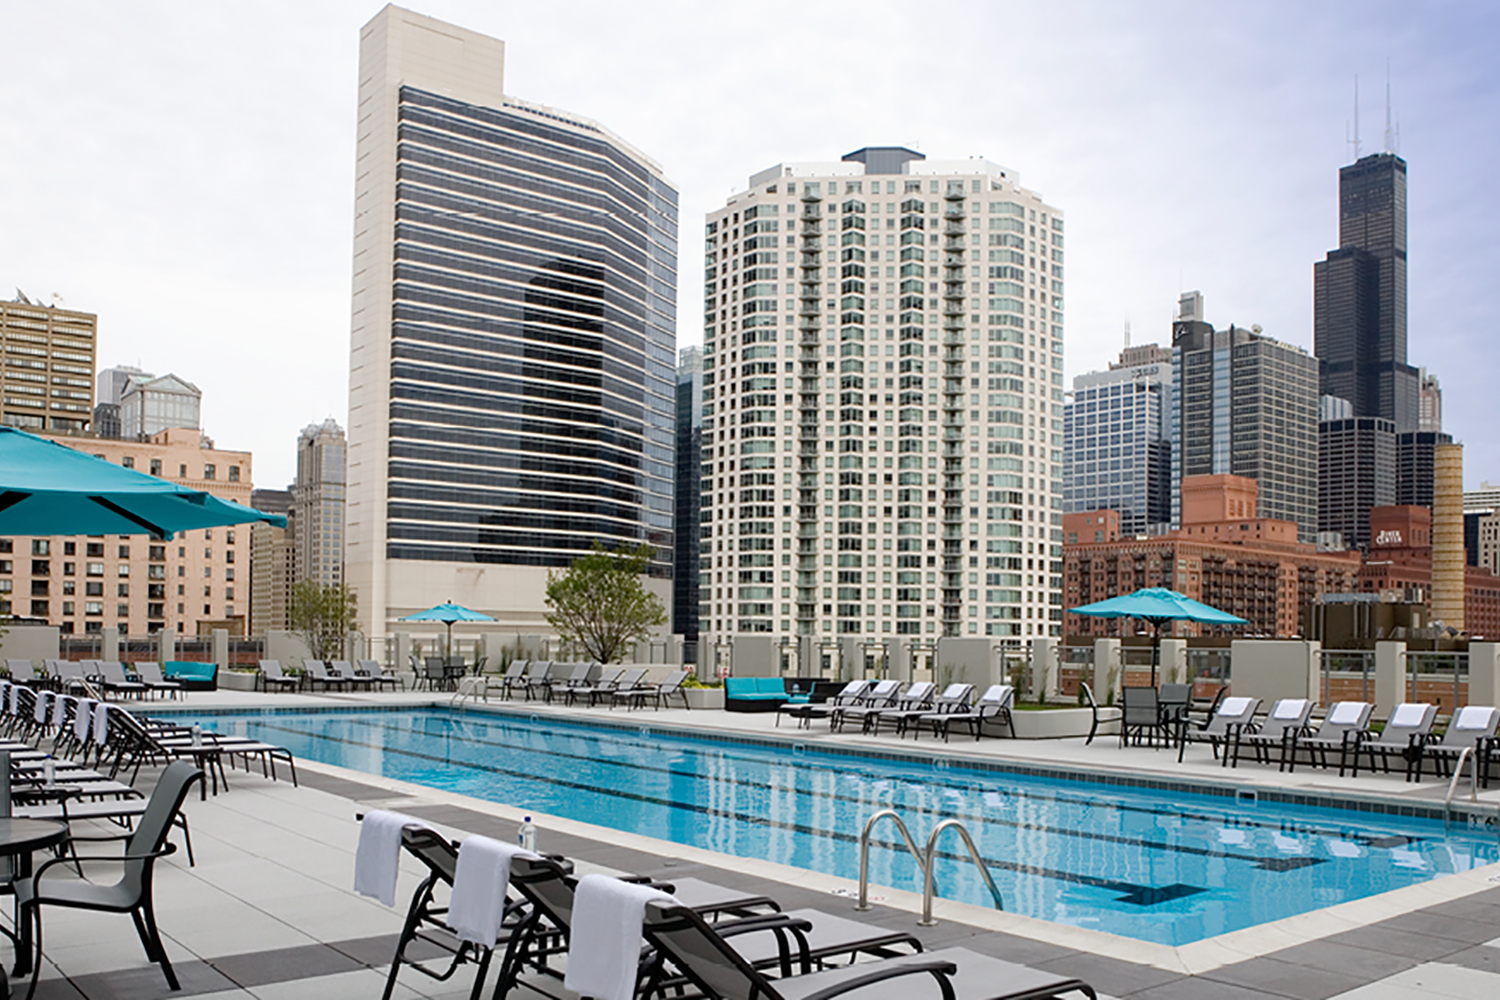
[121,457,134,469]
[228,466,239,482]
[117,604,129,618]
[31,540,48,556]
[203,464,215,480]
[117,545,129,558]
[117,564,129,577]
[30,600,48,616]
[85,601,102,616]
[61,601,74,615]
[178,464,186,478]
[31,560,49,575]
[117,583,129,597]
[225,568,234,581]
[149,459,161,476]
[62,562,75,576]
[63,542,75,556]
[85,581,102,596]
[86,542,103,558]
[31,581,48,596]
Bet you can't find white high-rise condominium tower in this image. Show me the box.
[346,6,678,639]
[700,148,1064,646]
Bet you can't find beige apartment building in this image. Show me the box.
[0,298,96,433]
[701,148,1065,645]
[0,428,254,635]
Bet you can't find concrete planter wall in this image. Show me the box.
[220,671,259,692]
[1010,706,1113,740]
[682,687,725,710]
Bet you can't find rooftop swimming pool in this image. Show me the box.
[177,706,1500,946]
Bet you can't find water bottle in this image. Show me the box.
[518,816,537,852]
[42,757,54,786]
[190,723,203,749]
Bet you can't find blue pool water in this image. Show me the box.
[180,707,1499,945]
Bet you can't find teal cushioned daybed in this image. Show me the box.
[724,676,802,713]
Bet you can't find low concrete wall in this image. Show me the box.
[1011,707,1107,740]
[1228,639,1320,707]
[219,671,258,692]
[0,625,59,665]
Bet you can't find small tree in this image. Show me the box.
[289,580,358,661]
[545,541,667,663]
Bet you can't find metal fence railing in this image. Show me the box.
[1320,650,1374,704]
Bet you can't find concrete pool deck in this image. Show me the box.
[15,688,1500,999]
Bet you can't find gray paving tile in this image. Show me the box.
[1031,951,1181,996]
[63,959,237,1000]
[1371,910,1500,945]
[1321,924,1469,962]
[1432,943,1500,976]
[210,943,364,988]
[1254,938,1417,982]
[1122,975,1282,999]
[1199,956,1370,1000]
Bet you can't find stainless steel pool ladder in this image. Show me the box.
[855,808,1004,926]
[1442,746,1499,835]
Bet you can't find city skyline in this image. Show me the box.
[1,1,1498,488]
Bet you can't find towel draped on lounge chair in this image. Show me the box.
[564,874,680,1000]
[355,809,431,907]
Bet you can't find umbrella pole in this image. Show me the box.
[1151,620,1162,687]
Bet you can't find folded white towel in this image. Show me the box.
[1389,703,1426,728]
[33,690,50,725]
[1219,696,1253,718]
[1329,702,1364,725]
[939,683,969,700]
[1273,699,1308,721]
[1454,706,1497,731]
[445,835,537,945]
[93,702,110,745]
[51,694,67,729]
[73,699,93,743]
[353,810,428,907]
[564,875,679,1000]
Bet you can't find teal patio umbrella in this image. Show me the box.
[0,426,287,538]
[400,600,496,660]
[1068,587,1248,685]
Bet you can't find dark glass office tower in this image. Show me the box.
[1171,294,1320,541]
[347,7,678,638]
[673,347,703,658]
[1314,153,1418,430]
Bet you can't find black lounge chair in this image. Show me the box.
[499,858,924,998]
[1175,695,1259,763]
[565,667,625,707]
[546,663,594,703]
[373,822,528,1000]
[1283,701,1374,772]
[1419,705,1500,784]
[1231,698,1314,769]
[257,659,302,693]
[356,659,404,692]
[1348,702,1438,779]
[927,684,1015,742]
[777,679,870,729]
[522,661,555,701]
[304,659,351,692]
[498,660,530,700]
[831,680,903,733]
[642,899,1098,1000]
[861,681,937,735]
[893,683,974,738]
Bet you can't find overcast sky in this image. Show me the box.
[2,1,1497,489]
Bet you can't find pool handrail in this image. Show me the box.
[855,809,926,912]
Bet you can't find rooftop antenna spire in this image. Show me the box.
[1348,75,1362,160]
[1123,318,1132,349]
[1383,59,1397,153]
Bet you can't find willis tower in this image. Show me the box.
[1313,152,1418,429]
